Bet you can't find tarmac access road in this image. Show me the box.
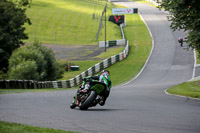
[0,1,200,133]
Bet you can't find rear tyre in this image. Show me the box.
[79,91,97,110]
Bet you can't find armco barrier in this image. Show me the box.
[52,42,129,88]
[0,20,130,89]
[0,43,129,89]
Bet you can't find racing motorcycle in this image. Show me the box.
[70,79,107,110]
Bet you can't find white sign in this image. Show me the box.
[112,8,134,14]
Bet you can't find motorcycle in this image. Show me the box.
[70,79,107,110]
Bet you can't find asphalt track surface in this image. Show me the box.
[1,2,200,133]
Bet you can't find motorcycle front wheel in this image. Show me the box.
[79,90,97,110]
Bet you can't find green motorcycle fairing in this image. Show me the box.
[90,81,106,95]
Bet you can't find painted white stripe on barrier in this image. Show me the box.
[88,67,93,76]
[81,72,86,79]
[61,80,67,88]
[69,79,74,87]
[75,75,80,84]
[95,63,100,73]
[52,81,58,88]
[99,41,109,48]
[111,55,116,64]
[119,53,123,61]
[116,39,126,45]
[103,59,108,68]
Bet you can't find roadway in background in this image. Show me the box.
[0,1,200,133]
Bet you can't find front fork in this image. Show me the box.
[72,81,90,106]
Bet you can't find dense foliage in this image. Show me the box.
[8,42,59,81]
[161,0,200,53]
[0,0,31,71]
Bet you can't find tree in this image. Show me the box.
[32,41,59,80]
[161,0,200,53]
[9,44,47,80]
[8,42,59,81]
[0,0,31,72]
[9,60,40,80]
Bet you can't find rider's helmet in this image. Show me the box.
[101,70,110,76]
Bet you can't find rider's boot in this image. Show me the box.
[99,96,107,106]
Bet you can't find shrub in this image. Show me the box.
[8,41,59,81]
[57,61,68,79]
[9,60,40,80]
[33,41,59,80]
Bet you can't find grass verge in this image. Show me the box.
[59,47,124,80]
[0,121,78,133]
[60,13,152,85]
[196,51,200,64]
[166,81,200,99]
[107,14,152,85]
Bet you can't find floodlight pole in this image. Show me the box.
[105,3,107,52]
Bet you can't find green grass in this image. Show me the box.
[0,121,78,133]
[167,81,200,99]
[25,0,121,45]
[59,47,124,80]
[59,14,152,85]
[106,14,152,85]
[196,51,200,64]
[60,60,99,80]
[1,8,152,91]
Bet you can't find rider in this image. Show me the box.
[80,70,112,106]
[178,37,183,47]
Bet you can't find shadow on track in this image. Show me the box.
[71,108,127,112]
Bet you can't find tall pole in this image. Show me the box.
[105,3,107,52]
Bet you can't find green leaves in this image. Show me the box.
[8,42,59,81]
[161,0,200,53]
[9,60,40,80]
[0,0,31,71]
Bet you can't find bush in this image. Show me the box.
[9,45,46,80]
[0,68,8,79]
[8,42,59,81]
[33,41,59,80]
[9,60,40,80]
[56,61,66,79]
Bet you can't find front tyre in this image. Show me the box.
[79,91,97,110]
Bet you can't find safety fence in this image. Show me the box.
[53,42,129,88]
[0,42,129,89]
[0,80,53,89]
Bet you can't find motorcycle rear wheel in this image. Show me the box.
[79,90,97,110]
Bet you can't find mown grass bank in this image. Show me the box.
[59,47,124,80]
[25,0,121,45]
[106,14,152,85]
[59,13,152,85]
[0,11,152,93]
[166,81,200,99]
[0,121,78,133]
